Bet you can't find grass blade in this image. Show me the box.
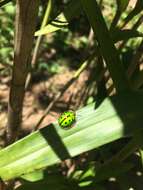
[80,0,130,93]
[0,92,143,180]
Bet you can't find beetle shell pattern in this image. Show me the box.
[58,111,76,129]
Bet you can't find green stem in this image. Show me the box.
[31,0,52,66]
[25,0,52,89]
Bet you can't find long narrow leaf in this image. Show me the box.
[35,0,82,36]
[80,0,130,93]
[112,29,143,42]
[0,93,143,180]
[35,13,68,36]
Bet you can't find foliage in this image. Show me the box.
[1,0,143,189]
[0,2,14,74]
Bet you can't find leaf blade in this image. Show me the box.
[0,93,143,180]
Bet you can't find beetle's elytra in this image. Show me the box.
[58,111,76,129]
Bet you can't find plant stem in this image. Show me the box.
[25,0,52,89]
[6,0,39,145]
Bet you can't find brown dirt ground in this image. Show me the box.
[0,68,89,136]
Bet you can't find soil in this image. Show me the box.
[0,68,89,137]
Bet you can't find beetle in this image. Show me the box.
[58,111,76,129]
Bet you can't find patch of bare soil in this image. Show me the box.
[0,68,89,135]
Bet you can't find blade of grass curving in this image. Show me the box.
[0,92,143,180]
[80,0,130,93]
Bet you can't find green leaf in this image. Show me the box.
[0,92,143,180]
[80,0,129,93]
[35,13,68,36]
[35,0,82,36]
[139,148,143,167]
[77,162,133,184]
[72,162,133,187]
[16,173,76,190]
[112,29,143,42]
[21,170,44,182]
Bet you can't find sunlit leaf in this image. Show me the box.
[21,170,44,182]
[35,13,68,36]
[0,93,142,180]
[35,0,82,36]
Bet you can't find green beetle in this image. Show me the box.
[58,111,76,129]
